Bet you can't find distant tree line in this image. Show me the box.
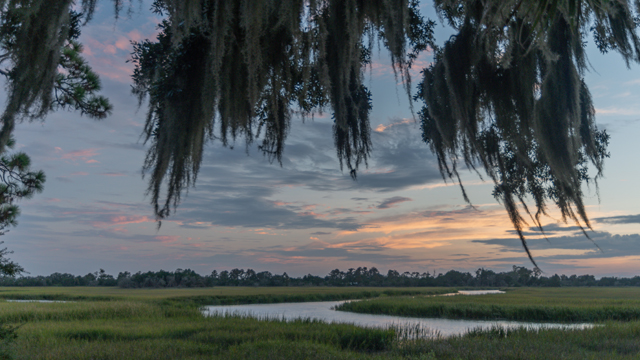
[1,266,640,288]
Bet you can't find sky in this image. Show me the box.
[5,2,640,278]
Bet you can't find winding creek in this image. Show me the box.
[202,291,593,338]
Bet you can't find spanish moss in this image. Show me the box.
[419,0,639,264]
[132,0,433,219]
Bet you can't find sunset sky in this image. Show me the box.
[5,1,640,278]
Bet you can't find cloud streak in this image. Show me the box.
[376,196,412,209]
[595,214,640,225]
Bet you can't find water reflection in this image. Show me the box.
[436,290,505,297]
[202,300,592,338]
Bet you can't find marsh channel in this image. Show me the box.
[202,290,593,338]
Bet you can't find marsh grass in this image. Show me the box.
[395,322,640,360]
[3,287,640,359]
[9,306,399,359]
[0,286,452,305]
[336,287,640,322]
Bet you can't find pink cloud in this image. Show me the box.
[91,215,153,228]
[103,45,117,54]
[82,38,135,82]
[60,148,99,161]
[115,37,130,51]
[128,30,143,42]
[258,256,316,265]
[273,201,294,207]
[110,215,153,225]
[367,60,394,78]
[71,172,89,176]
[155,235,180,244]
[101,172,126,177]
[375,118,413,132]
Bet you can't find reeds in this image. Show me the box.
[336,287,640,322]
[0,286,453,305]
[2,287,640,359]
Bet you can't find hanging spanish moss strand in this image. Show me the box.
[0,0,72,153]
[419,0,639,265]
[132,0,432,219]
[0,0,123,154]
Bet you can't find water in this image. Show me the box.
[202,299,592,338]
[436,290,505,296]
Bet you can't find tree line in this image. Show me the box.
[1,266,640,288]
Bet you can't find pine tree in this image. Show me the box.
[0,1,113,291]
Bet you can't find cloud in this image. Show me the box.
[329,233,451,251]
[258,240,421,265]
[56,177,72,183]
[16,199,155,234]
[344,205,510,237]
[473,231,640,259]
[365,48,433,82]
[176,192,362,231]
[59,148,100,162]
[377,196,412,209]
[161,118,446,231]
[106,215,154,226]
[595,214,640,225]
[597,118,640,133]
[154,235,180,244]
[375,118,413,133]
[595,107,640,116]
[77,11,160,83]
[352,121,444,192]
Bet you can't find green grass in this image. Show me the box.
[336,287,640,322]
[396,322,640,360]
[2,287,640,359]
[0,286,452,305]
[4,301,401,360]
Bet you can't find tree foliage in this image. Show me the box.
[0,1,112,239]
[131,0,434,219]
[0,136,44,277]
[0,1,113,283]
[0,1,639,264]
[6,265,640,288]
[0,1,114,154]
[0,138,44,235]
[418,0,639,264]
